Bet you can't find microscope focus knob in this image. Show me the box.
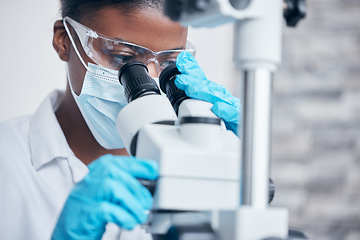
[269,178,275,203]
[138,178,157,196]
[283,0,307,27]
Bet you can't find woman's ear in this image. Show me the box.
[53,20,70,62]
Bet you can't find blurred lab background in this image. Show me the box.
[0,0,359,239]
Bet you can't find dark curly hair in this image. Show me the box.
[60,0,163,21]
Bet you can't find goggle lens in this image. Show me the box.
[64,17,196,74]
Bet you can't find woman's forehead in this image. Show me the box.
[82,7,188,52]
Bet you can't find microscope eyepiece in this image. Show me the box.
[159,64,190,114]
[118,61,161,102]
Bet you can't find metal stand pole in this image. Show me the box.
[241,69,273,208]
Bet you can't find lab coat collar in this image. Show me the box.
[29,90,89,183]
[29,90,70,170]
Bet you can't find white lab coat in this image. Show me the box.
[0,90,152,240]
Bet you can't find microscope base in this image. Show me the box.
[148,207,291,240]
[218,207,288,240]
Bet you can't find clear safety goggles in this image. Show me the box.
[63,16,196,73]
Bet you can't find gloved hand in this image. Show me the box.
[175,51,241,134]
[52,154,158,240]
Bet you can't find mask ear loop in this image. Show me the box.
[63,18,89,71]
[63,18,90,97]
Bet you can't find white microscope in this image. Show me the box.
[116,0,307,239]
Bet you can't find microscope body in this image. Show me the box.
[137,100,241,211]
[117,93,238,238]
[117,94,240,211]
[117,93,288,240]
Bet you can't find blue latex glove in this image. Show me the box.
[175,51,241,134]
[52,154,158,240]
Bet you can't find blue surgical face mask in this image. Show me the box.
[68,63,128,149]
[68,63,164,150]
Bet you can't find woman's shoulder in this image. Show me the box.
[0,115,32,163]
[0,115,32,141]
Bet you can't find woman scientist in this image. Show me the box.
[0,0,240,239]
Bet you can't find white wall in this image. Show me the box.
[188,24,239,96]
[0,1,238,122]
[0,0,66,122]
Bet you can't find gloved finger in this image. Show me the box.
[88,155,157,207]
[88,154,159,180]
[121,157,159,180]
[52,200,141,239]
[211,101,240,134]
[176,51,207,80]
[97,201,140,230]
[120,176,153,210]
[83,166,153,209]
[175,51,241,108]
[175,74,240,108]
[112,173,153,210]
[101,178,149,223]
[211,101,240,124]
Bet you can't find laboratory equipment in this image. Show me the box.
[116,0,307,239]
